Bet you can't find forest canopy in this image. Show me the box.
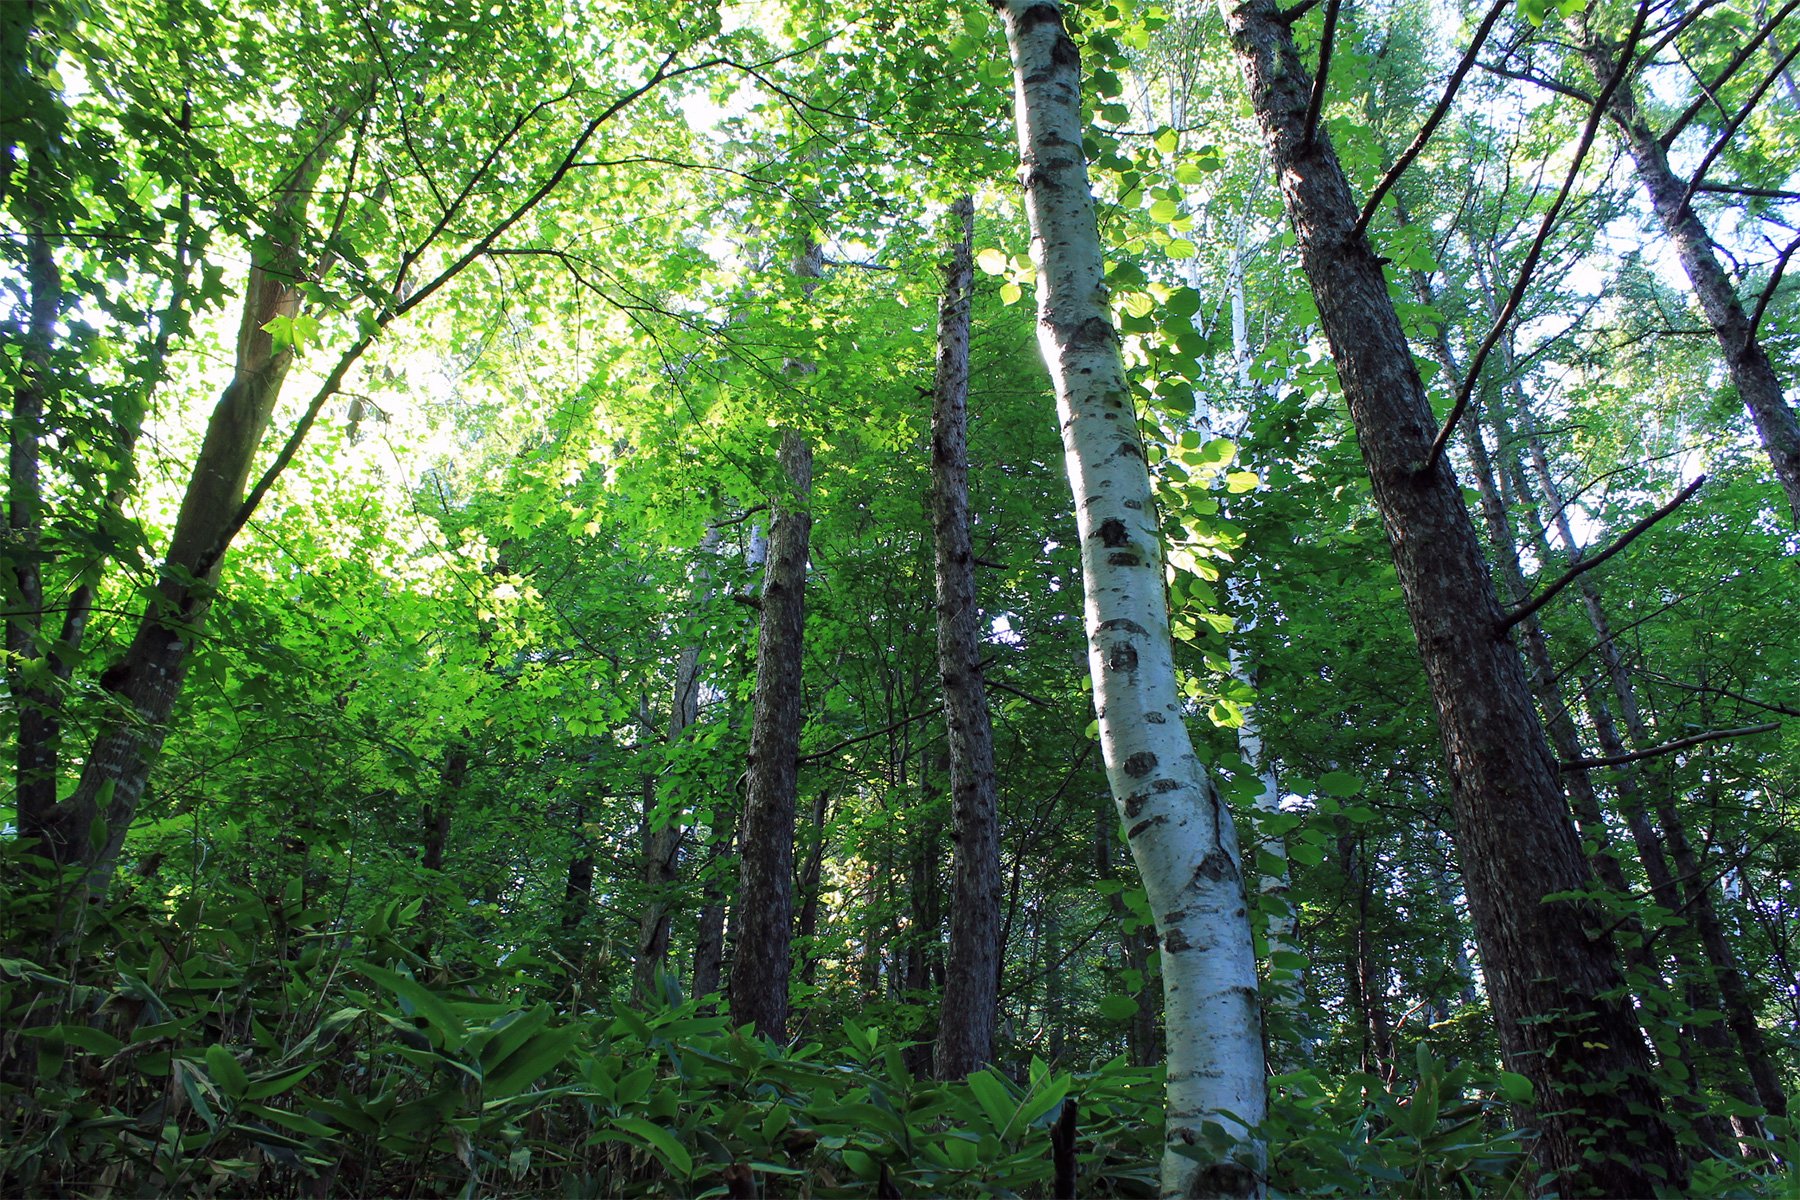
[1,0,1796,1195]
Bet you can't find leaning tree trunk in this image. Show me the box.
[27,116,345,899]
[992,3,1267,1193]
[1220,0,1687,1191]
[930,196,1005,1080]
[1575,13,1800,524]
[726,426,813,1041]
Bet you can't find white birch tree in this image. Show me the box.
[992,2,1266,1193]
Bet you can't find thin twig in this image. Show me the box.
[1749,232,1800,337]
[1560,722,1780,770]
[1660,0,1800,147]
[1676,33,1800,208]
[1354,0,1510,239]
[1500,475,1706,632]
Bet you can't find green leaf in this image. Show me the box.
[966,1068,1018,1133]
[355,963,466,1049]
[206,1045,250,1100]
[1320,771,1364,797]
[245,1061,322,1100]
[1288,842,1325,867]
[1098,994,1139,1020]
[599,1115,693,1177]
[483,1025,579,1099]
[976,248,1009,276]
[1496,1071,1536,1103]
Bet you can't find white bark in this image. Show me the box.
[1218,209,1295,990]
[994,2,1266,1194]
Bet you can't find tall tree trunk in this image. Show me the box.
[634,529,721,999]
[9,224,59,839]
[1575,13,1800,524]
[29,114,347,898]
[692,798,735,1005]
[930,196,1004,1080]
[562,797,597,933]
[1095,803,1161,1067]
[727,427,813,1040]
[795,791,831,992]
[1220,1,1687,1190]
[993,4,1266,1192]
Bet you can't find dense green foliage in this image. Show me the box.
[3,0,1798,1193]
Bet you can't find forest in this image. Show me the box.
[1,0,1796,1194]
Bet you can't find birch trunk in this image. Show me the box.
[993,3,1265,1191]
[1220,0,1686,1189]
[930,196,1005,1080]
[1575,14,1800,524]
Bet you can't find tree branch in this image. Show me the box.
[797,709,937,764]
[1420,6,1648,474]
[1500,474,1706,632]
[1354,0,1510,239]
[1749,231,1800,338]
[1560,722,1779,770]
[1301,0,1343,147]
[1660,0,1800,147]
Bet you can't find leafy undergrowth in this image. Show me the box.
[12,874,1776,1198]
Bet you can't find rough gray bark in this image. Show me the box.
[727,427,813,1041]
[930,196,1004,1081]
[1576,13,1800,524]
[1221,0,1687,1190]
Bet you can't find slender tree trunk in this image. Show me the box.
[9,224,59,839]
[727,427,813,1040]
[634,529,721,998]
[1220,1,1687,1190]
[30,115,347,899]
[1575,14,1800,524]
[562,797,597,933]
[692,798,735,1004]
[930,196,1004,1080]
[993,3,1266,1191]
[795,791,830,991]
